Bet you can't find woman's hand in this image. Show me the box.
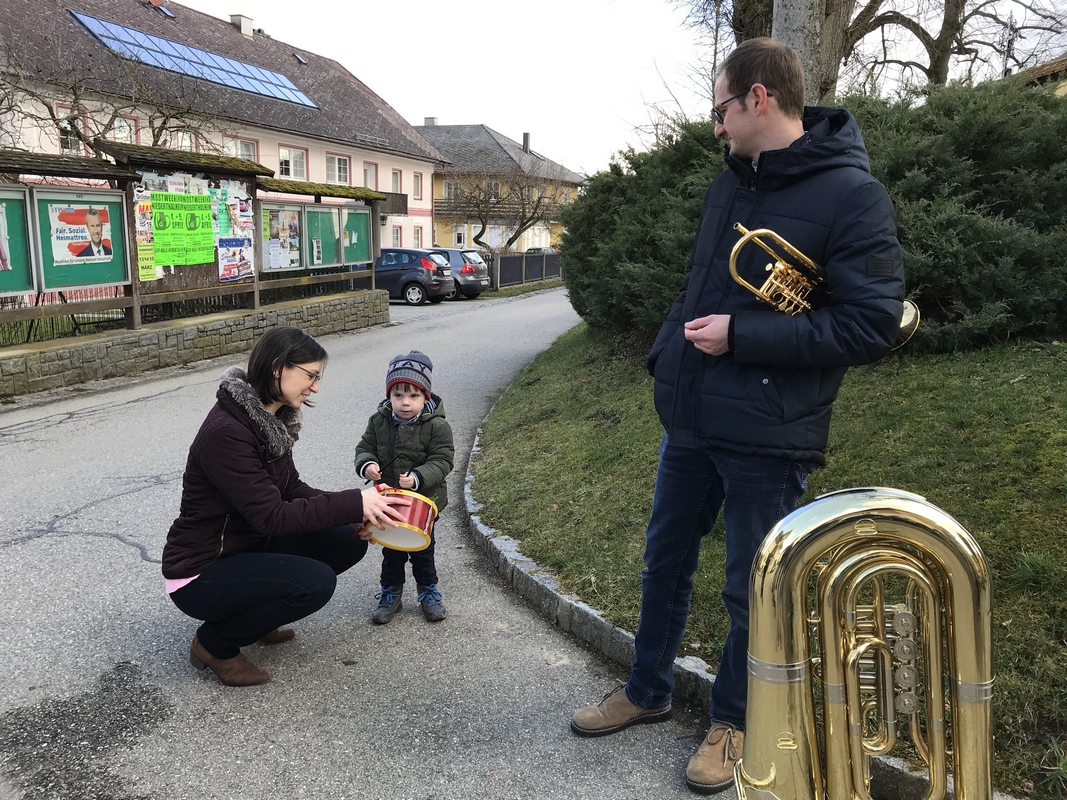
[363,462,382,481]
[359,486,411,534]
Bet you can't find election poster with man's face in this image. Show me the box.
[46,204,114,265]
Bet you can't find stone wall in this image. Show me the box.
[0,290,389,398]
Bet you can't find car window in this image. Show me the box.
[427,253,450,267]
[461,251,485,265]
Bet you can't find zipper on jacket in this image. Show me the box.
[217,514,229,557]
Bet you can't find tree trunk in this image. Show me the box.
[772,0,826,105]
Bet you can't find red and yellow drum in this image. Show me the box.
[360,487,438,552]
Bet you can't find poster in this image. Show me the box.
[150,192,214,267]
[0,203,10,271]
[45,204,115,266]
[218,236,254,282]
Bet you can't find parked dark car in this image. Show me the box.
[373,248,454,305]
[525,246,559,254]
[430,248,491,300]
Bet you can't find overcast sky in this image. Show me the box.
[171,0,714,176]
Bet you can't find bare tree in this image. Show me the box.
[439,168,575,252]
[0,15,225,158]
[674,0,1066,102]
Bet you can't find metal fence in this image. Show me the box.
[493,253,562,288]
[0,287,128,347]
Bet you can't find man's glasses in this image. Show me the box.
[713,87,773,124]
[290,364,322,385]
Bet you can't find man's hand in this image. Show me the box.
[684,314,731,355]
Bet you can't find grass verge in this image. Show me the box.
[470,323,1067,799]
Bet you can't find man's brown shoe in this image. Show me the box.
[570,685,672,737]
[189,637,270,686]
[258,626,295,645]
[685,723,744,794]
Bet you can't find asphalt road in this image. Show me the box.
[0,288,726,800]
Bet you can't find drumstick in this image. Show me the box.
[363,454,400,484]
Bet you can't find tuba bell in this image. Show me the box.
[729,223,920,350]
[734,487,994,800]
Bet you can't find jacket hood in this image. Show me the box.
[218,366,302,458]
[726,106,872,192]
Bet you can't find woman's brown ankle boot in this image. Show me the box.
[190,637,270,686]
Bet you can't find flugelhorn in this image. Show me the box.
[735,488,993,800]
[729,223,920,349]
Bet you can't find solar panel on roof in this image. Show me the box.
[69,10,317,109]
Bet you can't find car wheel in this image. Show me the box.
[428,296,445,304]
[444,286,459,300]
[403,283,427,305]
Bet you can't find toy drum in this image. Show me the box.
[361,487,438,552]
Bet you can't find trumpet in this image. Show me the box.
[729,223,920,349]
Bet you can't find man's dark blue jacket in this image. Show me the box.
[647,106,905,465]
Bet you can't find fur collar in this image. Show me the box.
[219,366,302,458]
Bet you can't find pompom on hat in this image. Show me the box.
[386,350,433,398]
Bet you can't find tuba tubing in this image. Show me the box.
[735,487,993,800]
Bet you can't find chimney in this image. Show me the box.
[423,117,437,126]
[230,14,254,38]
[522,132,530,153]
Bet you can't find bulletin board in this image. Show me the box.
[306,207,341,267]
[261,203,304,271]
[0,188,34,297]
[34,189,128,290]
[341,208,371,264]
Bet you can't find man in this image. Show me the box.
[75,208,112,257]
[570,37,905,794]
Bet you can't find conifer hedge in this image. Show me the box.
[560,79,1067,354]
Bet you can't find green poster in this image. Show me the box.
[138,243,156,281]
[150,192,214,266]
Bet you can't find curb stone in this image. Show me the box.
[462,430,1019,800]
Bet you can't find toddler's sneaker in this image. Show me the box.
[372,585,403,624]
[416,583,446,622]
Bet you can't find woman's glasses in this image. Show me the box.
[290,364,322,385]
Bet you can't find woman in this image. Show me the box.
[163,326,409,687]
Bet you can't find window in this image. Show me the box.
[172,130,196,151]
[391,169,402,193]
[392,226,402,247]
[413,172,423,200]
[485,180,500,200]
[58,119,82,155]
[454,227,466,247]
[110,117,137,144]
[562,188,572,204]
[326,154,349,185]
[224,137,257,161]
[444,181,458,200]
[364,162,378,190]
[278,146,307,180]
[413,227,422,248]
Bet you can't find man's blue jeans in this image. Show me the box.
[625,434,814,730]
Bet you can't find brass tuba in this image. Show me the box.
[729,223,920,349]
[734,488,994,800]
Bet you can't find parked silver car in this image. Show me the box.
[430,248,491,300]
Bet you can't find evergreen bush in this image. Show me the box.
[561,80,1067,353]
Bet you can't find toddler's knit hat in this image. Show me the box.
[386,350,433,398]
